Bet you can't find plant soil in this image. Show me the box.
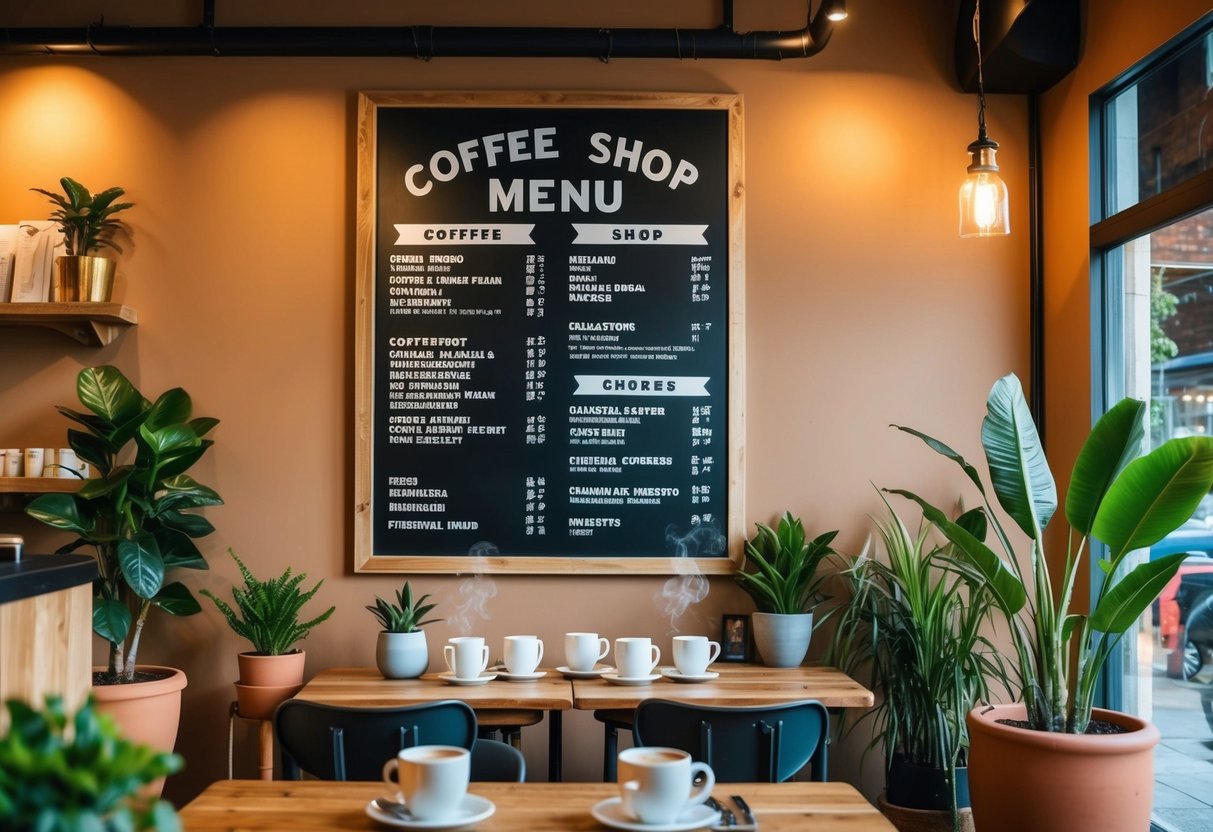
[995,718,1128,735]
[93,669,173,685]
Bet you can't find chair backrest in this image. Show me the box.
[275,699,477,781]
[469,737,526,782]
[632,699,829,782]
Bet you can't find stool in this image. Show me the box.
[227,701,274,780]
[594,708,635,781]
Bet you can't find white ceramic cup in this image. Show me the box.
[382,745,470,821]
[565,632,610,672]
[443,636,489,680]
[503,635,544,675]
[56,448,80,478]
[615,637,661,679]
[23,448,43,478]
[3,450,19,477]
[618,746,715,825]
[672,635,722,676]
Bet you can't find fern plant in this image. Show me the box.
[200,550,335,655]
[0,695,182,832]
[366,582,440,633]
[736,511,838,614]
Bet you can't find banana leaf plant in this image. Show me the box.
[31,176,132,256]
[890,373,1213,733]
[25,366,222,684]
[736,511,838,615]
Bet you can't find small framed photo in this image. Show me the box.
[720,614,751,662]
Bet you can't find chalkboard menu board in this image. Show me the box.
[354,92,744,574]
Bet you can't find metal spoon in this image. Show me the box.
[373,797,415,820]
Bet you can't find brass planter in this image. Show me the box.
[52,255,116,302]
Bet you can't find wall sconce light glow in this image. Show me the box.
[958,0,1010,238]
[823,0,848,22]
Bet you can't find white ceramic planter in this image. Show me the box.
[751,612,813,667]
[376,630,430,678]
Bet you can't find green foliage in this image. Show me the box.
[200,550,335,655]
[24,366,222,683]
[892,373,1213,732]
[366,582,440,633]
[30,177,133,256]
[826,497,1008,814]
[736,512,838,614]
[0,695,182,832]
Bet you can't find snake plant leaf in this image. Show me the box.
[1065,398,1146,536]
[891,425,986,495]
[1089,552,1187,634]
[886,488,1027,615]
[151,581,202,617]
[981,374,1056,541]
[77,366,144,425]
[93,598,132,644]
[118,537,165,600]
[25,492,88,534]
[1092,436,1213,562]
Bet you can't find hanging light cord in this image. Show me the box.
[973,0,989,141]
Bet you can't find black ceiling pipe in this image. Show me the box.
[0,10,838,60]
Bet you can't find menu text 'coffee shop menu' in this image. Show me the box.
[368,99,735,563]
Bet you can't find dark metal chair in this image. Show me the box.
[274,699,524,782]
[632,699,829,782]
[595,708,635,781]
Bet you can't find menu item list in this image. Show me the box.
[365,97,736,562]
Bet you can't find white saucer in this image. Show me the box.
[496,670,547,681]
[365,794,495,830]
[661,668,720,683]
[589,797,720,832]
[557,665,613,679]
[603,672,661,686]
[438,672,498,686]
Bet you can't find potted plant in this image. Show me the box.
[200,550,335,719]
[827,497,1006,832]
[0,695,182,831]
[366,582,440,679]
[735,512,838,667]
[24,365,221,756]
[892,373,1213,832]
[31,176,132,302]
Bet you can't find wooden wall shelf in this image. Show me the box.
[0,477,83,513]
[0,303,138,346]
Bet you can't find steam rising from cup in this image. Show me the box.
[448,541,500,635]
[655,521,725,633]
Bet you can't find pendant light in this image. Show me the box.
[958,0,1010,237]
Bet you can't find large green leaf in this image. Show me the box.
[25,493,90,535]
[93,598,131,644]
[76,366,144,425]
[980,374,1056,540]
[117,537,164,600]
[154,529,208,570]
[891,425,986,495]
[1089,552,1186,633]
[67,429,115,474]
[1066,398,1146,536]
[1092,436,1213,561]
[78,466,132,500]
[188,417,220,438]
[158,510,215,538]
[152,475,223,514]
[139,423,199,457]
[887,488,1027,615]
[143,388,192,433]
[151,582,202,617]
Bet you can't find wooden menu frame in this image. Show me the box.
[354,91,744,574]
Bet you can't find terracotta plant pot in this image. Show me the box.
[878,793,975,832]
[750,611,813,667]
[237,650,306,687]
[234,682,303,720]
[967,703,1159,832]
[91,665,187,796]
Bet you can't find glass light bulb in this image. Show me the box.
[959,170,1010,237]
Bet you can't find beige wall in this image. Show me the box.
[0,0,1034,803]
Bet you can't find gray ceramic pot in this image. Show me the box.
[751,611,813,667]
[376,630,430,679]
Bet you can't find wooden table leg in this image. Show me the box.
[258,719,274,780]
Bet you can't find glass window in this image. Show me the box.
[1094,16,1213,832]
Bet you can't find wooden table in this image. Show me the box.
[295,667,573,780]
[571,663,875,710]
[179,779,896,831]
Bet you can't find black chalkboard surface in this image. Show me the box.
[354,92,744,574]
